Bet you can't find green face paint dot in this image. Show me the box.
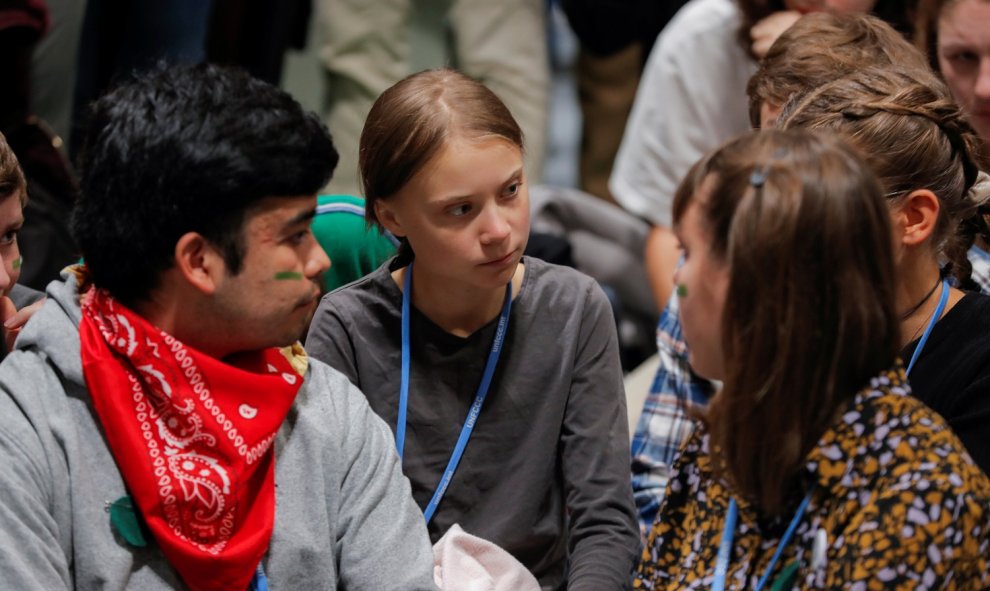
[274,271,304,281]
[11,257,21,270]
[676,284,688,298]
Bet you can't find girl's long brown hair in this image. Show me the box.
[746,12,930,128]
[673,129,900,515]
[779,66,987,289]
[358,68,523,262]
[735,0,917,57]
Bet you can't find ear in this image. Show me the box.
[892,189,940,247]
[374,199,405,238]
[174,232,226,295]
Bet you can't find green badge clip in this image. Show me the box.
[770,560,800,591]
[107,495,149,547]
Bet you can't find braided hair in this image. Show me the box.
[779,66,987,289]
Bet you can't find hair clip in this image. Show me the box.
[749,167,769,188]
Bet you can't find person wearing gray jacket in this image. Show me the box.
[0,64,437,590]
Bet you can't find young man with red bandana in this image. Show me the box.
[0,64,437,590]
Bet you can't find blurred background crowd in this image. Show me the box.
[1,0,986,378]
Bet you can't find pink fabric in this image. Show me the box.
[432,524,541,591]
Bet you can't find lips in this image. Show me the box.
[295,287,321,309]
[482,251,516,267]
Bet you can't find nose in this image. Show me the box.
[0,254,12,296]
[479,205,511,245]
[305,242,331,279]
[976,57,990,100]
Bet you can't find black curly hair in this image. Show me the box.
[72,63,337,305]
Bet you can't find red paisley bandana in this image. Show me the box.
[79,287,302,591]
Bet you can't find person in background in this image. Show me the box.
[315,0,549,197]
[748,12,933,126]
[0,63,437,590]
[630,12,931,534]
[560,0,690,203]
[0,131,45,355]
[306,68,639,590]
[610,0,912,313]
[778,65,990,472]
[635,128,990,590]
[914,0,990,289]
[915,0,990,167]
[1,0,80,292]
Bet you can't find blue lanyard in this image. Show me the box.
[712,491,813,591]
[249,561,268,591]
[397,261,513,524]
[906,279,950,376]
[710,280,947,589]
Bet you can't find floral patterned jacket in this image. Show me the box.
[635,367,990,590]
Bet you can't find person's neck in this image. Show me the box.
[895,252,962,349]
[398,262,524,338]
[131,285,235,360]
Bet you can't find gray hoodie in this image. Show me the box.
[0,274,438,590]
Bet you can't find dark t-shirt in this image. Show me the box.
[305,257,639,591]
[902,292,990,473]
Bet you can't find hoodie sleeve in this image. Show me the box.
[0,353,74,590]
[316,363,439,590]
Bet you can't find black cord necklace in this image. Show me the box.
[900,276,942,321]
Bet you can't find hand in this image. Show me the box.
[1,297,45,352]
[644,226,681,315]
[750,11,802,59]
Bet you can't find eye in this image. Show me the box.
[447,203,472,217]
[503,181,521,197]
[288,228,312,245]
[0,229,18,246]
[946,50,979,66]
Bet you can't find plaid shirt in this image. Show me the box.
[629,289,716,535]
[968,245,990,294]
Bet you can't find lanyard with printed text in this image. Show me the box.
[712,490,813,591]
[397,261,513,523]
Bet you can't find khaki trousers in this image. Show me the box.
[316,0,549,195]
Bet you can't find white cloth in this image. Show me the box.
[432,524,541,591]
[609,0,757,228]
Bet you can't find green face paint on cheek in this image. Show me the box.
[676,283,688,298]
[11,257,21,270]
[274,271,304,281]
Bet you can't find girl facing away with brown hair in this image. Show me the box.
[305,68,639,590]
[629,11,938,536]
[634,128,990,590]
[777,66,990,472]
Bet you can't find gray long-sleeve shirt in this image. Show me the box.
[0,274,438,590]
[306,257,639,591]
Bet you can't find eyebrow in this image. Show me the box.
[0,215,24,233]
[433,168,525,206]
[940,41,980,51]
[285,207,317,227]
